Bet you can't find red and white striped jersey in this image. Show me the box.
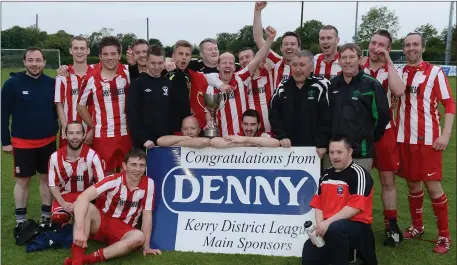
[265,50,290,90]
[94,172,155,227]
[78,66,130,138]
[92,62,129,71]
[48,145,105,195]
[55,65,94,131]
[246,68,275,133]
[313,53,341,80]
[217,67,250,136]
[363,61,396,129]
[397,62,456,145]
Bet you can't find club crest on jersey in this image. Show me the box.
[352,90,360,100]
[72,88,78,96]
[162,86,169,96]
[308,89,316,100]
[337,185,343,195]
[227,90,236,99]
[281,75,289,83]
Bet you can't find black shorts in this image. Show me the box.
[13,141,56,177]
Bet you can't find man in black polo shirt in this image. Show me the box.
[269,49,331,152]
[302,135,377,265]
[324,43,390,171]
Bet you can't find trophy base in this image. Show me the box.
[204,129,220,139]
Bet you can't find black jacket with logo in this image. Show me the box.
[327,70,390,158]
[127,72,173,148]
[269,76,331,147]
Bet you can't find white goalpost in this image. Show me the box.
[1,48,61,69]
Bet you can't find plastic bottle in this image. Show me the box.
[304,221,325,247]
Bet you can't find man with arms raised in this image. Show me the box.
[314,25,341,80]
[2,47,59,234]
[210,109,279,148]
[215,26,276,137]
[55,36,93,148]
[77,36,131,175]
[254,1,300,89]
[64,149,161,264]
[157,116,210,148]
[397,32,455,254]
[269,50,331,149]
[362,29,406,247]
[302,136,377,265]
[48,121,105,226]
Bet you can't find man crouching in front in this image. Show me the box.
[302,136,377,265]
[64,149,161,265]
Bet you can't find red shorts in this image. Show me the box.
[51,192,82,213]
[90,207,137,245]
[373,128,400,172]
[92,135,132,172]
[397,143,443,181]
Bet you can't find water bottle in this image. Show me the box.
[304,221,325,247]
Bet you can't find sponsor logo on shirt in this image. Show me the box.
[162,86,169,96]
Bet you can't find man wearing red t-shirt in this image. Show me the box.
[362,29,406,247]
[77,36,132,174]
[65,149,161,265]
[212,26,276,136]
[157,116,210,148]
[314,25,341,80]
[396,33,455,254]
[210,109,279,148]
[302,135,377,265]
[55,36,94,148]
[48,121,105,225]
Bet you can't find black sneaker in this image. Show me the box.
[16,219,39,246]
[383,219,403,247]
[38,216,52,232]
[14,221,25,239]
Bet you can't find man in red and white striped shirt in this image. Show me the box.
[254,2,300,90]
[77,36,132,174]
[65,149,160,265]
[314,25,341,80]
[362,29,406,247]
[238,47,275,133]
[48,121,105,225]
[397,32,455,254]
[55,36,94,148]
[212,26,276,137]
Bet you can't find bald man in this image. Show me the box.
[157,116,210,148]
[206,26,276,137]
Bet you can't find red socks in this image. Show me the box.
[83,249,106,264]
[71,243,86,264]
[432,193,450,238]
[408,190,424,228]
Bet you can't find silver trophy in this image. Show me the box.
[197,91,226,138]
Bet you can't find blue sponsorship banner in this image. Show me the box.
[146,147,321,257]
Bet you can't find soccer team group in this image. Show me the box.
[1,1,455,264]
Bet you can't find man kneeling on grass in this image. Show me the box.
[65,149,161,265]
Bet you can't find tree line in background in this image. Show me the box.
[1,6,456,66]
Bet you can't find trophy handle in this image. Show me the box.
[197,91,206,110]
[218,93,228,111]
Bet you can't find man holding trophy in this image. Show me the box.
[200,26,278,138]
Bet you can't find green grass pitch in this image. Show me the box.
[1,68,455,264]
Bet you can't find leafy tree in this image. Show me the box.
[148,38,162,47]
[295,19,323,54]
[415,23,438,41]
[357,6,399,45]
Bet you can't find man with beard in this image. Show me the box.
[77,36,131,175]
[324,43,390,172]
[157,116,210,148]
[215,26,276,137]
[362,29,406,247]
[55,36,94,148]
[48,121,105,226]
[254,1,300,90]
[269,50,331,149]
[314,25,342,80]
[210,109,279,148]
[1,47,59,234]
[127,45,173,150]
[396,32,455,254]
[126,39,149,81]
